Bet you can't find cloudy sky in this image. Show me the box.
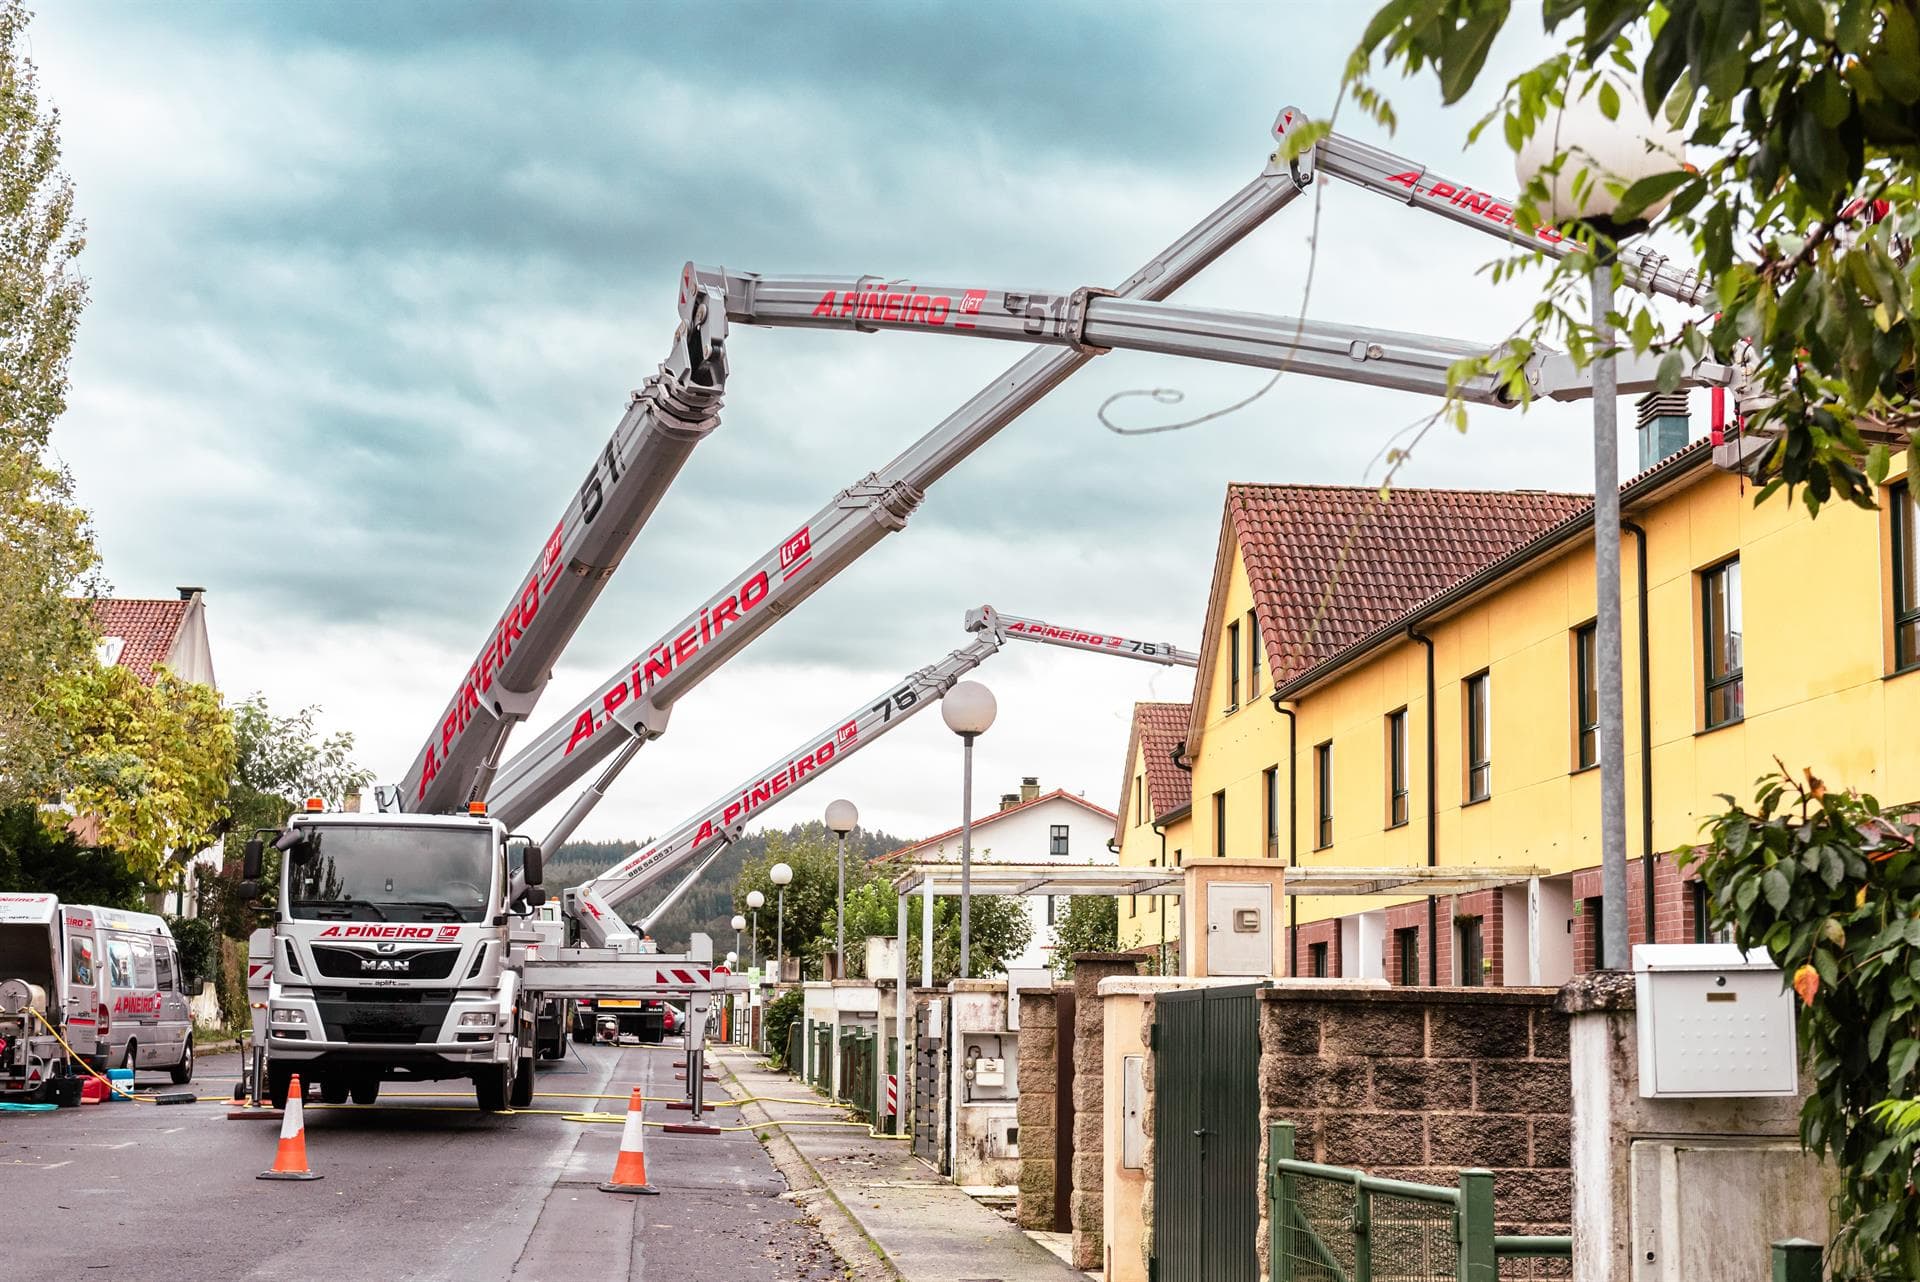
[33,2,1622,850]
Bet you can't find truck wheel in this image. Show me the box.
[319,1077,349,1105]
[509,1055,535,1109]
[475,1064,509,1112]
[169,1037,194,1085]
[268,1062,294,1110]
[350,1076,379,1105]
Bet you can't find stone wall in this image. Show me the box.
[1015,987,1060,1230]
[1256,984,1572,1282]
[1070,952,1142,1271]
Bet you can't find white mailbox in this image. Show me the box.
[1634,944,1798,1099]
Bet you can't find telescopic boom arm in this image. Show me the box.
[560,605,1196,949]
[392,269,731,815]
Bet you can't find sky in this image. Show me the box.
[31,1,1630,850]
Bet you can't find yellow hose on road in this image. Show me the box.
[23,1009,148,1103]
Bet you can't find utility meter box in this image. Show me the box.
[972,1056,1006,1087]
[1633,944,1798,1099]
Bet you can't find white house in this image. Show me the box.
[881,777,1117,972]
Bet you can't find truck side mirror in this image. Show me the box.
[525,886,548,907]
[237,879,260,901]
[523,844,544,887]
[242,838,264,881]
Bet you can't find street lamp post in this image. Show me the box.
[940,681,997,979]
[746,889,764,974]
[1516,85,1685,971]
[731,914,746,965]
[770,862,793,983]
[825,799,859,980]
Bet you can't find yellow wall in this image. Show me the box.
[1182,461,1920,938]
[1116,738,1191,951]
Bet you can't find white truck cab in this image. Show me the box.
[250,803,546,1111]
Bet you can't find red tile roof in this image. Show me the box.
[86,598,189,684]
[1132,702,1192,821]
[880,789,1118,862]
[1228,484,1591,685]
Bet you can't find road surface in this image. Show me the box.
[0,1039,843,1281]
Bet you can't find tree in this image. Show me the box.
[1049,896,1120,978]
[48,663,234,889]
[0,0,98,809]
[837,877,1034,984]
[0,803,143,908]
[1340,0,1919,515]
[731,825,862,980]
[1686,768,1920,1276]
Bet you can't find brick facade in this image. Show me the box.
[1015,989,1060,1230]
[1254,985,1572,1282]
[1069,953,1142,1271]
[1572,853,1699,972]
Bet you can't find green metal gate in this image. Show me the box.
[842,1028,876,1121]
[1267,1121,1572,1281]
[811,1023,832,1094]
[784,1020,803,1077]
[1151,984,1260,1282]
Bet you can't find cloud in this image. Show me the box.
[33,3,1620,841]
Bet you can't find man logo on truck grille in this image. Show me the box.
[360,958,412,973]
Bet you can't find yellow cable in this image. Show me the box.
[23,1009,148,1103]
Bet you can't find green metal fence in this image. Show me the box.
[783,1020,803,1077]
[841,1028,875,1122]
[810,1023,832,1094]
[1267,1122,1572,1282]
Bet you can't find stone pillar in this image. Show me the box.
[1558,972,1830,1282]
[1015,988,1060,1229]
[1070,952,1142,1270]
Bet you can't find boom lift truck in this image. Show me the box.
[519,603,1195,1055]
[251,103,1751,1115]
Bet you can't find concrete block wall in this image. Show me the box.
[1015,988,1060,1230]
[1255,985,1573,1282]
[1069,952,1141,1271]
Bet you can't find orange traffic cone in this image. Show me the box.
[599,1086,658,1195]
[257,1073,323,1181]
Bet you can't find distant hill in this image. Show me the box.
[550,821,906,954]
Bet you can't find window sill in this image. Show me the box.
[1696,716,1745,737]
[1462,794,1491,808]
[1570,762,1598,777]
[1385,819,1409,831]
[1313,842,1334,853]
[1888,662,1920,682]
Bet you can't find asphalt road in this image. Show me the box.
[0,1040,844,1281]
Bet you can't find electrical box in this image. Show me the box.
[1122,1055,1146,1169]
[1634,944,1798,1099]
[973,1057,1006,1087]
[1206,882,1272,976]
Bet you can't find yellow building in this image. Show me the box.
[1114,416,1920,985]
[1114,702,1192,960]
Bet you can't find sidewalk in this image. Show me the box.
[713,1048,1087,1282]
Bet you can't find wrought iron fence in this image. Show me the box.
[1267,1122,1572,1282]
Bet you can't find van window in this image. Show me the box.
[131,936,156,989]
[71,936,95,986]
[154,944,176,993]
[107,938,135,988]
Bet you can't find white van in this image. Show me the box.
[62,904,195,1083]
[0,893,77,1100]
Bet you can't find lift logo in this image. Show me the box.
[564,564,776,756]
[811,288,955,328]
[113,993,163,1016]
[414,521,568,799]
[315,925,438,940]
[1382,171,1565,246]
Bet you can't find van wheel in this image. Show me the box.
[349,1077,379,1106]
[121,1040,137,1077]
[475,1064,509,1112]
[169,1037,194,1085]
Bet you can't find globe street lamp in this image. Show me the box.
[731,914,747,964]
[770,862,793,983]
[940,680,997,978]
[746,889,765,973]
[1516,83,1685,974]
[825,799,859,979]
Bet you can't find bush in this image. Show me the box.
[763,988,803,1071]
[165,914,218,993]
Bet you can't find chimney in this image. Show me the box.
[999,793,1019,812]
[1635,391,1690,470]
[176,586,206,601]
[1020,776,1039,803]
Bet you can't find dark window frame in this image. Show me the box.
[1263,765,1280,859]
[1456,917,1485,986]
[1587,897,1608,969]
[1049,824,1069,857]
[1701,557,1745,730]
[1574,622,1598,770]
[1394,926,1420,986]
[1226,618,1242,711]
[1247,608,1263,698]
[1135,773,1144,826]
[1465,670,1492,803]
[1213,790,1228,858]
[1313,741,1334,849]
[1308,941,1329,978]
[1895,480,1919,673]
[1386,707,1409,828]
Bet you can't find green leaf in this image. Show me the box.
[1437,9,1508,106]
[1868,1009,1893,1060]
[1762,867,1792,912]
[1889,1038,1920,1091]
[1597,79,1620,121]
[1614,169,1694,223]
[1867,443,1891,486]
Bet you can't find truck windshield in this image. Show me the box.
[286,826,494,923]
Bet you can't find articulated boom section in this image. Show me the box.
[396,269,731,816]
[483,130,1310,832]
[965,605,1198,668]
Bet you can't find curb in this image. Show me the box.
[712,1051,900,1282]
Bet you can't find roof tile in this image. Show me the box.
[1133,702,1191,820]
[84,599,189,685]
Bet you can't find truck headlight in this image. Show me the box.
[270,1008,305,1025]
[457,1011,497,1027]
